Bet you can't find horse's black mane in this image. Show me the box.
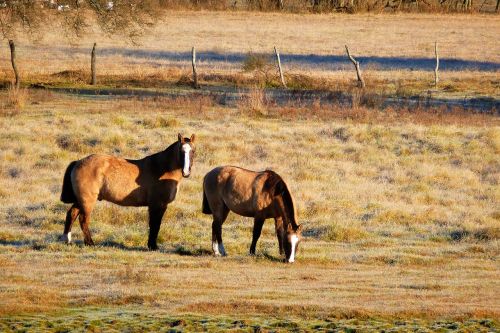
[263,171,297,226]
[263,170,283,195]
[133,140,181,178]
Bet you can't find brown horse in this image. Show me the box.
[60,133,196,250]
[202,166,302,263]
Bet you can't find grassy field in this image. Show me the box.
[0,90,498,330]
[1,12,499,100]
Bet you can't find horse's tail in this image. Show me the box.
[202,185,212,214]
[60,161,77,204]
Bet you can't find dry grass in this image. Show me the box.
[0,12,498,329]
[0,12,498,100]
[0,86,29,115]
[239,85,269,115]
[0,93,498,330]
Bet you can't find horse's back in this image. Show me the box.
[204,166,259,193]
[203,166,268,217]
[72,154,146,206]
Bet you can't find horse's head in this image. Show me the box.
[265,172,303,263]
[284,223,302,263]
[178,133,196,178]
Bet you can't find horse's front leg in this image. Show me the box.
[249,218,265,255]
[274,216,284,256]
[148,203,167,251]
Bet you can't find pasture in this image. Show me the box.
[1,12,499,102]
[0,10,499,332]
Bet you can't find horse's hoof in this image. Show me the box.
[84,238,95,246]
[60,232,71,244]
[148,245,158,251]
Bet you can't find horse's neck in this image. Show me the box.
[280,189,298,228]
[147,143,182,179]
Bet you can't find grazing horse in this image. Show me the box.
[202,166,302,263]
[60,133,196,250]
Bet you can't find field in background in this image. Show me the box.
[0,91,498,330]
[0,12,499,101]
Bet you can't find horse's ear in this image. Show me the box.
[178,133,184,143]
[297,224,303,233]
[190,134,196,143]
[287,223,293,233]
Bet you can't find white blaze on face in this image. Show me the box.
[182,143,192,176]
[288,234,299,263]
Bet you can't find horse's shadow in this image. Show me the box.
[1,235,284,262]
[169,244,213,256]
[253,251,284,263]
[0,232,283,260]
[0,239,32,247]
[56,236,214,255]
[96,240,147,252]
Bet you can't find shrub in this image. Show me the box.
[1,86,29,116]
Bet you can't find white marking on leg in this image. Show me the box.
[288,235,298,263]
[63,232,72,244]
[182,144,191,176]
[212,241,220,256]
[218,243,226,256]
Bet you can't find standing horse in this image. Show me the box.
[202,166,302,263]
[60,133,196,250]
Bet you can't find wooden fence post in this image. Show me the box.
[8,40,20,89]
[434,41,439,88]
[91,42,97,85]
[345,45,365,88]
[274,46,286,88]
[192,46,199,89]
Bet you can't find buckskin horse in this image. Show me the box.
[60,133,196,250]
[202,166,302,263]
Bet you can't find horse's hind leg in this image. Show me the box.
[62,204,80,244]
[212,205,229,256]
[250,218,265,255]
[78,202,95,246]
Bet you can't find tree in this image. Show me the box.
[0,0,46,88]
[0,0,164,87]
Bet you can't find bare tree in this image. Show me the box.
[91,42,97,85]
[0,0,46,87]
[434,41,439,88]
[8,40,19,88]
[0,0,165,87]
[345,45,365,88]
[274,46,286,88]
[192,46,199,89]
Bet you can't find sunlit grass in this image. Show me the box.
[0,94,498,329]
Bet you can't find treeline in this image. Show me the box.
[162,0,498,13]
